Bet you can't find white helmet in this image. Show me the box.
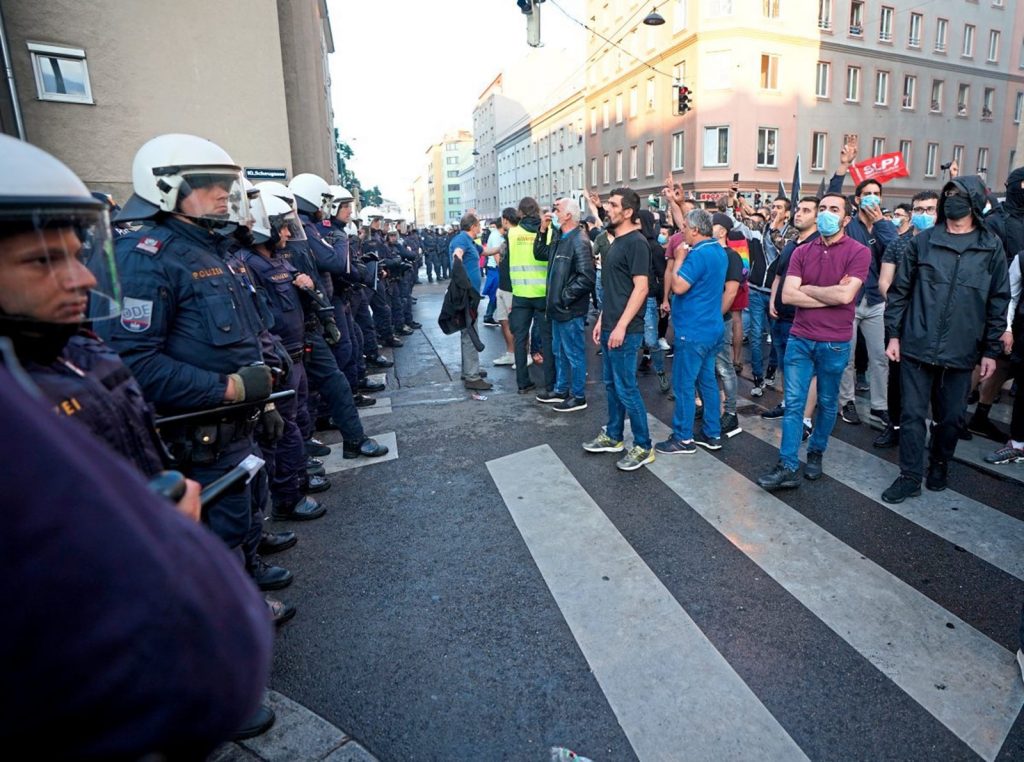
[118,133,250,232]
[251,190,305,246]
[328,185,354,216]
[361,206,383,222]
[289,173,333,217]
[0,134,120,321]
[254,180,296,209]
[344,222,358,236]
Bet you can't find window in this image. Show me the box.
[983,87,995,118]
[446,143,458,152]
[931,80,943,112]
[646,140,656,176]
[703,126,729,167]
[963,24,975,57]
[760,54,779,90]
[590,157,598,185]
[447,170,459,178]
[812,132,827,170]
[1015,92,1023,124]
[957,84,970,115]
[446,156,459,165]
[977,147,990,173]
[818,0,832,30]
[447,184,460,191]
[673,0,688,32]
[988,30,1001,63]
[602,154,610,184]
[872,137,885,156]
[757,127,779,167]
[849,1,863,35]
[630,145,639,179]
[902,75,916,109]
[874,70,889,105]
[447,197,459,205]
[816,61,830,97]
[899,140,912,162]
[629,86,638,118]
[925,143,939,176]
[908,13,922,47]
[615,150,623,182]
[27,42,92,103]
[879,6,893,42]
[846,66,861,101]
[602,101,610,129]
[646,77,656,109]
[935,19,948,52]
[763,0,780,19]
[951,145,965,172]
[671,132,685,171]
[590,107,597,135]
[708,0,733,16]
[615,93,623,124]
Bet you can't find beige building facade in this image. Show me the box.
[584,0,1024,204]
[0,0,337,202]
[422,130,474,226]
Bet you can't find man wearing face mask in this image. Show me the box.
[881,176,1010,503]
[874,191,939,448]
[757,194,871,491]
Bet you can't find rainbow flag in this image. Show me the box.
[727,230,750,279]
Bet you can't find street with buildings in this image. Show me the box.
[3,1,1024,760]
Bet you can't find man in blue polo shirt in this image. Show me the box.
[656,208,729,454]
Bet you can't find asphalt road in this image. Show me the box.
[266,281,1024,762]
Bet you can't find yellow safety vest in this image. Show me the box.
[507,224,546,298]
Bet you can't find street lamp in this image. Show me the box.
[642,6,665,25]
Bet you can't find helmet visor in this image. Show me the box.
[0,204,120,323]
[175,168,252,231]
[269,209,306,244]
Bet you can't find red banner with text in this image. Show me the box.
[849,152,910,185]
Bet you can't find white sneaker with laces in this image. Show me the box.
[493,352,514,366]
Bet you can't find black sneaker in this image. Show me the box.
[873,424,900,449]
[869,408,890,427]
[518,383,537,394]
[304,437,331,457]
[840,401,861,425]
[694,429,723,451]
[757,462,801,491]
[720,412,742,438]
[553,396,588,412]
[804,450,823,481]
[761,403,785,420]
[803,423,812,441]
[926,460,948,492]
[967,413,1007,442]
[407,320,423,329]
[482,318,499,327]
[536,390,569,403]
[882,475,921,504]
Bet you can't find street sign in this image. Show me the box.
[244,167,288,180]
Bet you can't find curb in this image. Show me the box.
[210,690,377,762]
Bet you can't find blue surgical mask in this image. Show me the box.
[860,193,881,208]
[657,233,668,245]
[910,213,936,231]
[816,211,841,236]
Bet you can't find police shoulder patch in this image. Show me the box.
[135,236,164,255]
[120,297,154,332]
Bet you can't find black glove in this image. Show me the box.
[229,364,273,402]
[260,403,285,443]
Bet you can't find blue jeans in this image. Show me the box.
[747,289,777,377]
[601,330,650,449]
[643,297,665,373]
[483,267,499,319]
[594,270,603,312]
[552,316,587,398]
[780,335,850,470]
[671,335,723,441]
[771,319,793,377]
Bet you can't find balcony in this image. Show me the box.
[818,19,832,30]
[879,31,892,42]
[849,25,863,36]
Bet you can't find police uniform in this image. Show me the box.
[364,228,398,345]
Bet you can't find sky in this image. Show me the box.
[326,0,586,205]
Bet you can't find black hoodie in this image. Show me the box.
[987,166,1024,261]
[885,175,1011,368]
[637,209,667,294]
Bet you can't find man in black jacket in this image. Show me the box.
[882,175,1011,503]
[535,197,596,412]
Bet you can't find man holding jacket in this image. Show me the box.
[535,198,596,412]
[882,175,1011,503]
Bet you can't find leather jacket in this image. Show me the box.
[534,224,596,321]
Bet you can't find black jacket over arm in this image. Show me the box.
[438,257,484,350]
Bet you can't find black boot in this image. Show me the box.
[873,424,900,449]
[925,459,948,492]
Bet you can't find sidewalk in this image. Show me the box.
[211,691,377,762]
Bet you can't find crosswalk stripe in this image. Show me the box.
[486,444,809,762]
[358,396,392,419]
[319,431,398,474]
[638,413,1024,761]
[736,404,1024,581]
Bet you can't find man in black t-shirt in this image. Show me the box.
[583,188,654,471]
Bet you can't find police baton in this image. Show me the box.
[153,389,295,427]
[199,454,265,510]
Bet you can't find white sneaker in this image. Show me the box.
[511,355,533,371]
[493,352,514,366]
[657,337,670,351]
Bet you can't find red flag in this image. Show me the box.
[849,152,910,185]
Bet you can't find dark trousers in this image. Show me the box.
[243,443,269,570]
[887,358,902,425]
[1011,360,1024,441]
[387,279,404,328]
[304,332,365,445]
[401,269,415,324]
[296,349,313,440]
[509,296,555,391]
[425,253,438,281]
[897,358,973,481]
[439,252,451,279]
[187,438,255,550]
[371,281,394,342]
[263,362,305,507]
[330,298,360,390]
[352,287,379,356]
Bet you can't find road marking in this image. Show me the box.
[640,413,1024,762]
[366,372,388,387]
[487,444,808,762]
[358,396,392,419]
[320,431,398,474]
[737,405,1024,581]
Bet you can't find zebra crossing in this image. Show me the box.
[486,407,1024,761]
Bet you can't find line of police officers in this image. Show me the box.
[0,132,426,750]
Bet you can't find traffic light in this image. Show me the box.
[678,85,692,114]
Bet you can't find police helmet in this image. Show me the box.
[328,185,354,217]
[251,190,305,247]
[0,134,121,330]
[118,133,251,234]
[289,173,334,217]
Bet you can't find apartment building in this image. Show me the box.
[423,130,474,226]
[584,0,1024,203]
[0,0,338,202]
